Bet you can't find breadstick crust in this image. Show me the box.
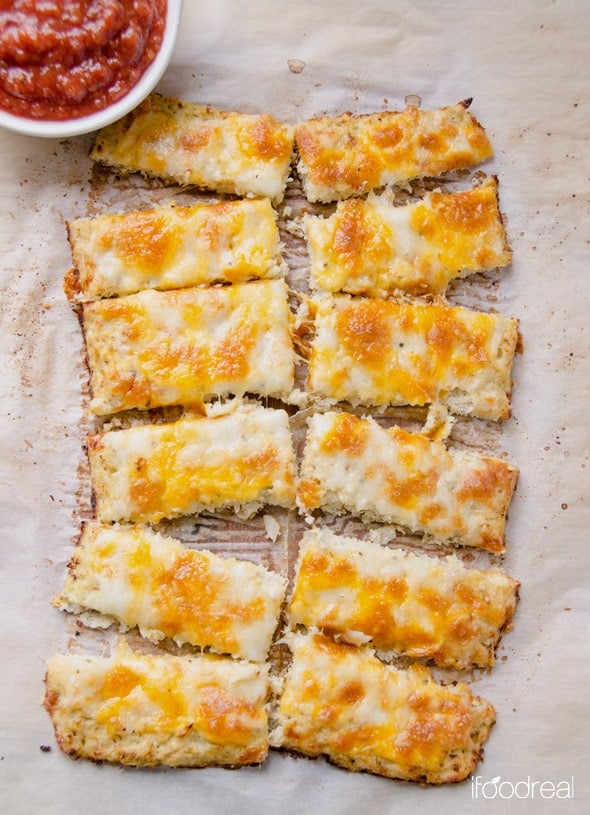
[44,642,271,768]
[295,100,493,203]
[90,94,294,203]
[271,633,496,784]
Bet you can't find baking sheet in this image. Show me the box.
[1,1,589,812]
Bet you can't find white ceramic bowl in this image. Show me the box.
[0,0,183,139]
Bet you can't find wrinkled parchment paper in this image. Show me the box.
[1,1,588,813]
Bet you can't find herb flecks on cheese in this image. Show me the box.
[288,528,519,667]
[54,523,287,662]
[271,632,495,783]
[307,296,518,420]
[297,412,518,552]
[305,177,511,296]
[90,94,294,203]
[88,404,297,524]
[66,198,286,301]
[83,279,295,416]
[295,100,493,203]
[45,640,270,767]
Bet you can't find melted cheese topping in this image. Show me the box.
[297,412,518,552]
[288,528,519,667]
[271,633,495,783]
[305,178,511,296]
[83,279,295,415]
[44,640,270,767]
[307,296,518,420]
[90,94,294,202]
[54,523,287,662]
[66,198,286,302]
[88,404,297,524]
[295,101,493,203]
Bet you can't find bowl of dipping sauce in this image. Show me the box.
[0,0,183,138]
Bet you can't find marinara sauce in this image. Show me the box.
[0,0,166,120]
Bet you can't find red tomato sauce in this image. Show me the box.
[0,0,166,120]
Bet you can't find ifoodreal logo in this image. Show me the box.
[471,774,575,800]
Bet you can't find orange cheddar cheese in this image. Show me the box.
[271,632,495,783]
[305,178,511,296]
[295,100,492,203]
[90,94,294,203]
[45,640,270,767]
[297,412,518,552]
[54,523,287,662]
[288,527,519,667]
[307,296,518,420]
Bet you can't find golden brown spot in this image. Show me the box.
[331,200,393,277]
[298,674,322,702]
[360,598,395,645]
[424,306,491,377]
[418,130,447,154]
[109,372,153,409]
[129,457,166,516]
[239,744,268,764]
[301,550,329,577]
[457,460,507,502]
[333,200,370,258]
[449,617,475,643]
[101,665,140,700]
[107,211,177,275]
[431,186,496,232]
[150,340,206,381]
[386,469,438,510]
[418,587,452,616]
[213,323,256,380]
[299,551,357,597]
[408,183,505,272]
[337,680,365,706]
[179,126,213,152]
[395,689,473,771]
[320,413,370,457]
[455,582,478,607]
[298,121,381,193]
[242,115,292,161]
[294,125,321,164]
[243,445,280,479]
[297,477,323,509]
[382,576,408,602]
[334,725,380,755]
[151,554,247,651]
[418,501,445,524]
[198,685,258,746]
[63,267,80,300]
[335,300,392,366]
[387,425,432,455]
[371,121,404,149]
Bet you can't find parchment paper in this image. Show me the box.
[1,2,588,813]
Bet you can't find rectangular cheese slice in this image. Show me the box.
[295,100,493,203]
[307,296,518,420]
[45,640,270,767]
[88,404,297,524]
[83,279,295,416]
[288,528,519,667]
[305,177,511,297]
[90,94,294,203]
[297,412,518,552]
[54,522,287,662]
[65,198,286,302]
[271,632,495,783]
